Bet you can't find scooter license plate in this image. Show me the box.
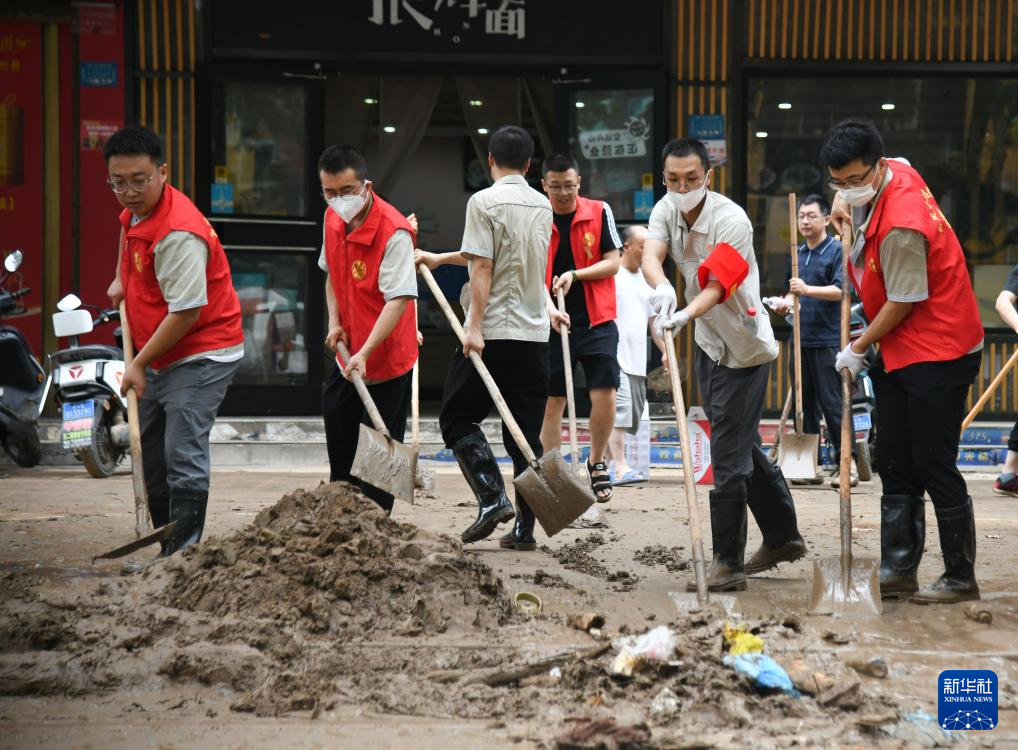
[853,412,872,432]
[61,399,94,449]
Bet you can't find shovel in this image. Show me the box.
[962,349,1018,433]
[768,385,793,464]
[419,265,594,536]
[808,224,881,616]
[777,193,820,480]
[556,287,581,471]
[94,301,173,562]
[336,341,418,505]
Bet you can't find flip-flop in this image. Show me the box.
[612,470,646,486]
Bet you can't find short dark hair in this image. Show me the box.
[799,193,830,215]
[661,138,711,172]
[541,152,578,176]
[488,125,534,171]
[318,145,368,179]
[103,125,164,165]
[621,225,644,245]
[819,118,885,169]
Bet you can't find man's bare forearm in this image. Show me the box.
[641,239,669,288]
[360,298,410,357]
[133,309,201,367]
[325,277,340,327]
[997,292,1018,332]
[575,251,621,282]
[467,259,493,330]
[682,281,724,320]
[853,300,913,351]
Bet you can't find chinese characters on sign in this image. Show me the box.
[579,117,651,161]
[368,0,526,40]
[688,113,727,167]
[938,670,997,732]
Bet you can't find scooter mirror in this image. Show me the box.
[57,293,82,312]
[3,249,22,272]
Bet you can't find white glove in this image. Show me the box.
[649,282,677,319]
[655,309,690,338]
[835,342,867,381]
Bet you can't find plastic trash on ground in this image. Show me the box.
[610,625,679,677]
[723,622,764,656]
[723,653,800,697]
[650,687,680,715]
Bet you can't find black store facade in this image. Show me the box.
[189,0,669,416]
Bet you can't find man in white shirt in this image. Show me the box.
[642,138,806,592]
[608,225,665,483]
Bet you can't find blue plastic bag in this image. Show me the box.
[723,653,800,697]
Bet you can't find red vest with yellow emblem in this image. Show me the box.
[120,184,243,370]
[852,161,981,372]
[545,195,617,327]
[323,193,417,382]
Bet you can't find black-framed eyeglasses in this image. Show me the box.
[320,183,364,201]
[107,173,158,194]
[828,163,876,191]
[662,171,708,191]
[545,183,579,194]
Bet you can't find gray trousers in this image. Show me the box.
[694,347,771,493]
[139,359,238,518]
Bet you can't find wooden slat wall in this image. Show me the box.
[134,0,196,198]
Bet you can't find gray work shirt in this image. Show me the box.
[318,227,418,302]
[458,174,553,343]
[648,190,778,368]
[130,215,244,370]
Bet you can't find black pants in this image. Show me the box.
[694,347,771,493]
[1008,421,1018,454]
[871,352,981,509]
[322,365,412,513]
[439,340,548,480]
[789,345,845,459]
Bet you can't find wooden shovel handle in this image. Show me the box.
[418,264,538,465]
[839,225,854,566]
[789,192,805,433]
[118,300,150,538]
[663,327,708,604]
[769,385,793,461]
[557,287,580,469]
[962,349,1018,432]
[335,341,391,437]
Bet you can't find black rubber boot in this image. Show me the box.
[877,494,926,600]
[499,494,537,551]
[745,446,807,574]
[453,431,515,544]
[147,491,171,556]
[912,497,980,604]
[688,487,748,592]
[159,489,208,557]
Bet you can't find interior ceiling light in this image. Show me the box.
[363,97,378,105]
[469,99,483,107]
[755,131,768,138]
[778,102,792,110]
[575,101,586,108]
[383,125,396,133]
[477,128,489,135]
[881,103,895,110]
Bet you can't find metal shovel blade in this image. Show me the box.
[351,423,418,506]
[777,432,820,480]
[808,555,882,616]
[669,590,741,619]
[92,521,177,562]
[514,447,595,537]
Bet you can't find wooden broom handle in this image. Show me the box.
[962,349,1018,432]
[557,288,580,469]
[118,300,150,537]
[789,193,805,433]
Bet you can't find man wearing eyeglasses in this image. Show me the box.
[317,145,418,516]
[539,152,622,506]
[641,138,806,592]
[769,194,850,488]
[104,125,243,557]
[824,118,983,604]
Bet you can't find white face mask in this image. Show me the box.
[328,184,368,222]
[666,171,710,214]
[838,183,877,208]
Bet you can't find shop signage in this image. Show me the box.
[688,113,726,167]
[79,62,118,87]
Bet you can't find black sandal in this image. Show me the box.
[587,460,613,503]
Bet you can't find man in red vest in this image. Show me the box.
[318,146,418,515]
[825,118,983,604]
[105,126,243,557]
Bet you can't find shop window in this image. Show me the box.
[230,252,310,386]
[747,77,1018,326]
[211,81,309,217]
[568,88,655,223]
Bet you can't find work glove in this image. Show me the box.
[835,342,867,381]
[655,309,690,339]
[649,282,677,319]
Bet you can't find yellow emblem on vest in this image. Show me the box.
[583,231,595,260]
[868,257,878,273]
[351,259,368,280]
[133,250,144,273]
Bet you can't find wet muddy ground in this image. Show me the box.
[2,464,1018,748]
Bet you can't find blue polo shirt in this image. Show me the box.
[784,235,843,348]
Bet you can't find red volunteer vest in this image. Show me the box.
[546,195,617,326]
[851,161,982,372]
[324,194,417,382]
[120,185,243,370]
